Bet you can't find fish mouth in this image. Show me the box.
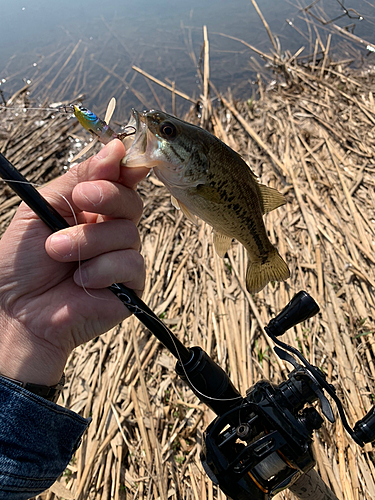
[129,108,145,131]
[124,109,145,146]
[121,109,150,167]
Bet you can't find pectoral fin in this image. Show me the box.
[171,196,180,210]
[171,196,197,225]
[258,184,286,214]
[213,231,232,258]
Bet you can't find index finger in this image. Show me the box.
[78,140,150,189]
[119,165,151,190]
[39,140,148,217]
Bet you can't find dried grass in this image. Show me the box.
[0,20,375,500]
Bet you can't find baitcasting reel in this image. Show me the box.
[184,292,375,499]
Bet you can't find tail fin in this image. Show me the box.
[246,249,290,294]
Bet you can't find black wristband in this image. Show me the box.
[0,373,65,403]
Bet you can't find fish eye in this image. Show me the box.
[160,122,177,140]
[79,106,88,112]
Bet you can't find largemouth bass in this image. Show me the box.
[122,109,290,293]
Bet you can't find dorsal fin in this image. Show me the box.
[258,184,286,214]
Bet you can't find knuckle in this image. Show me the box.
[130,191,144,220]
[128,249,145,271]
[123,221,141,249]
[136,192,144,213]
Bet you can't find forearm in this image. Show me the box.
[0,377,90,499]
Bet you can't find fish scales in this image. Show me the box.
[123,109,290,293]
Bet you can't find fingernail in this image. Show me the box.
[74,267,89,287]
[50,234,73,258]
[80,183,103,206]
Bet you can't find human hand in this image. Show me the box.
[0,140,150,386]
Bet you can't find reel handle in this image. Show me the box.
[265,291,320,338]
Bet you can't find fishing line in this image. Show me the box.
[0,179,243,404]
[0,177,99,300]
[121,302,244,405]
[0,105,72,113]
[44,186,102,301]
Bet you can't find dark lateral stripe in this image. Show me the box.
[169,144,185,163]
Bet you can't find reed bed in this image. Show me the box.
[1,11,375,500]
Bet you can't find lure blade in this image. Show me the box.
[104,97,116,124]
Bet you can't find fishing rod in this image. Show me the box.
[1,152,375,499]
[0,152,240,415]
[0,152,190,364]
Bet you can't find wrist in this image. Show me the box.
[0,372,66,403]
[0,317,66,386]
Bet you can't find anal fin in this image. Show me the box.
[213,231,232,258]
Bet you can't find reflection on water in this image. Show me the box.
[1,0,375,121]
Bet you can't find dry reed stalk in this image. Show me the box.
[144,77,165,111]
[1,18,374,500]
[212,31,274,62]
[221,95,289,177]
[132,65,195,103]
[250,0,279,54]
[320,32,331,78]
[44,40,82,96]
[332,24,375,53]
[201,25,211,124]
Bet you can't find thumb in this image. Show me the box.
[38,140,127,216]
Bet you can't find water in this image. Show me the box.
[1,0,375,122]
